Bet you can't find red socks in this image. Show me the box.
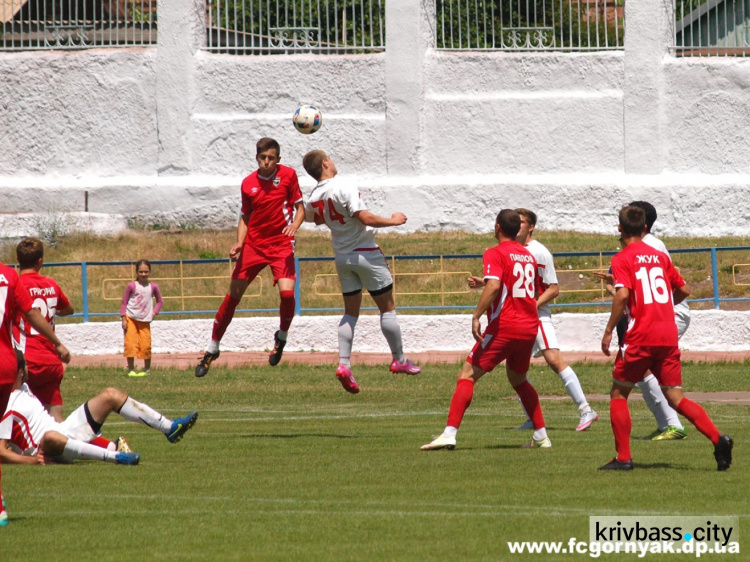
[90,436,113,450]
[279,290,295,331]
[610,398,632,461]
[447,379,475,429]
[676,397,720,445]
[514,380,545,430]
[212,295,241,341]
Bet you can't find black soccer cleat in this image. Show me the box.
[268,331,286,367]
[195,351,220,378]
[714,434,733,471]
[598,458,634,471]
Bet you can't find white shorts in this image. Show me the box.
[676,310,690,340]
[59,403,98,443]
[531,316,558,358]
[335,248,393,295]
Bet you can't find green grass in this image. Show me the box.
[2,362,747,560]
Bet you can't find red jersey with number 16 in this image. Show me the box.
[240,164,302,251]
[0,265,34,385]
[611,241,685,347]
[482,240,540,339]
[13,272,70,367]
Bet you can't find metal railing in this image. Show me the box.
[205,0,385,54]
[435,0,625,51]
[1,0,156,51]
[21,246,750,322]
[674,0,750,57]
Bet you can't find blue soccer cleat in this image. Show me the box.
[167,411,198,443]
[115,452,141,465]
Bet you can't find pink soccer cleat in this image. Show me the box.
[389,359,422,375]
[336,364,360,394]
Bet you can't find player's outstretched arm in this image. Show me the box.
[354,210,407,228]
[23,308,70,363]
[0,439,45,465]
[467,275,485,289]
[602,287,629,356]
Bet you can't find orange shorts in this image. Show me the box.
[124,316,152,360]
[612,345,682,388]
[27,362,65,406]
[467,333,535,374]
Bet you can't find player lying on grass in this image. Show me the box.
[599,205,732,471]
[0,369,198,467]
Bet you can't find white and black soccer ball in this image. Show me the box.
[293,105,322,135]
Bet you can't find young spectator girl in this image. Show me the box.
[120,260,163,377]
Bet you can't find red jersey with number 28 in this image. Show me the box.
[240,164,302,250]
[611,241,685,347]
[482,240,540,339]
[0,265,34,384]
[13,272,70,366]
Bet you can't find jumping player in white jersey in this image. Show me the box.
[595,200,690,441]
[0,369,198,467]
[468,209,598,431]
[302,150,421,394]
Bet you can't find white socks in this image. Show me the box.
[443,426,458,438]
[558,367,591,412]
[118,397,173,434]
[533,427,548,441]
[207,339,220,354]
[380,310,405,363]
[277,330,288,341]
[64,439,117,463]
[637,375,683,430]
[338,314,357,367]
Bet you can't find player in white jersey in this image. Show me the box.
[302,150,421,394]
[471,209,598,431]
[0,371,198,466]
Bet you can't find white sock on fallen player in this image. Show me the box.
[64,438,118,463]
[118,397,173,434]
[637,375,683,430]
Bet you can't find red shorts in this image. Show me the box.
[27,362,65,406]
[232,243,296,285]
[467,333,535,374]
[612,345,682,387]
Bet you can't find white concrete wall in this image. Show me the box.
[2,0,750,236]
[57,310,750,355]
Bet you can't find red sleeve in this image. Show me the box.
[12,274,33,313]
[482,249,503,280]
[611,254,632,290]
[288,170,302,204]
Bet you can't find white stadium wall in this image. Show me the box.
[0,0,749,236]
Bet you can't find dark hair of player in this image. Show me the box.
[619,205,647,237]
[515,208,537,227]
[495,209,522,239]
[628,200,657,233]
[302,150,328,181]
[256,137,280,157]
[16,237,44,269]
[134,259,151,280]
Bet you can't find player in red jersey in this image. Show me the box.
[422,210,550,451]
[195,138,305,376]
[13,238,74,423]
[599,206,733,471]
[0,262,71,527]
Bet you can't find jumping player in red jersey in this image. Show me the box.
[599,205,733,471]
[0,262,71,527]
[196,138,305,376]
[421,209,551,451]
[13,238,74,423]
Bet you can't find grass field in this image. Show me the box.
[1,361,747,560]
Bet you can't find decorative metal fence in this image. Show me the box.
[0,0,156,50]
[205,0,385,54]
[435,0,624,51]
[674,0,750,57]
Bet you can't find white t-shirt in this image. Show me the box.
[642,233,691,318]
[0,383,59,455]
[525,239,558,319]
[304,176,377,255]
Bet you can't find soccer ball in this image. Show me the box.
[293,105,322,134]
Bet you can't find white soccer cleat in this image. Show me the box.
[514,419,534,431]
[421,434,456,451]
[522,437,552,448]
[576,410,599,432]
